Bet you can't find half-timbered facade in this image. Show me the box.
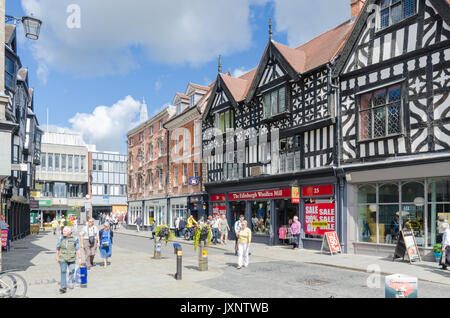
[335,0,450,259]
[202,18,356,247]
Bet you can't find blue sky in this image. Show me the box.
[7,0,350,153]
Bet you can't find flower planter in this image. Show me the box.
[434,252,442,263]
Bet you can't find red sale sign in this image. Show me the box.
[325,231,342,253]
[1,230,8,248]
[305,203,336,235]
[213,206,226,216]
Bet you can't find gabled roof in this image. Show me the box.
[274,20,355,74]
[335,0,449,77]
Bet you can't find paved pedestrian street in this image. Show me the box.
[2,227,450,298]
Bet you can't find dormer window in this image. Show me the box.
[190,95,196,107]
[263,86,286,119]
[379,0,416,30]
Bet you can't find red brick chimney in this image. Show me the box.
[351,0,366,18]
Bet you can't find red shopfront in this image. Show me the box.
[208,181,338,247]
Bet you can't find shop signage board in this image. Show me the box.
[211,194,226,202]
[30,190,41,198]
[305,203,336,235]
[1,230,8,248]
[302,184,334,197]
[228,188,291,201]
[39,200,51,207]
[393,230,422,263]
[320,231,342,255]
[385,274,418,298]
[30,200,39,209]
[291,187,300,204]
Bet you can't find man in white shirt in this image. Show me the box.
[212,215,220,244]
[79,218,99,269]
[234,215,245,256]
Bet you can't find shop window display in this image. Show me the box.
[357,184,377,243]
[231,201,246,231]
[250,201,271,236]
[357,178,450,247]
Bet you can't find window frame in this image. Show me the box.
[377,0,417,31]
[357,82,404,142]
[263,85,288,119]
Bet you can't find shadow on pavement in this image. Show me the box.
[2,232,53,272]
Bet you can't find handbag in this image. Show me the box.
[101,230,110,248]
[88,227,96,246]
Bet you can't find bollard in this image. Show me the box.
[154,242,162,259]
[198,240,208,271]
[173,243,182,280]
[79,264,88,288]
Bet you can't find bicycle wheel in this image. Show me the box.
[0,273,27,298]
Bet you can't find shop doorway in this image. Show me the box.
[275,199,298,245]
[42,210,57,224]
[250,201,271,237]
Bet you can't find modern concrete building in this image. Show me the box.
[34,132,88,223]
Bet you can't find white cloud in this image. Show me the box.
[272,0,350,47]
[66,96,143,152]
[21,0,266,80]
[232,67,253,78]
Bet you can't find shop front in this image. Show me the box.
[345,161,450,261]
[127,201,143,226]
[170,196,187,228]
[145,198,167,227]
[207,174,341,248]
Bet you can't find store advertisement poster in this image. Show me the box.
[213,206,226,216]
[385,274,418,298]
[1,230,8,248]
[305,203,336,235]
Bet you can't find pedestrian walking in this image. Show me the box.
[236,220,252,269]
[175,217,180,237]
[211,214,220,244]
[198,216,205,225]
[79,218,99,270]
[290,216,302,250]
[234,215,245,256]
[135,215,142,232]
[99,223,114,268]
[56,227,82,294]
[206,215,213,226]
[179,217,186,238]
[149,218,155,239]
[51,218,59,235]
[440,222,450,270]
[218,214,230,244]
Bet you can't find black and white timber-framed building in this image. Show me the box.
[335,0,450,259]
[201,0,450,258]
[202,14,355,248]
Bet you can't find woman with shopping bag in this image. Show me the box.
[98,222,114,268]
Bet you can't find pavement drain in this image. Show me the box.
[302,279,329,286]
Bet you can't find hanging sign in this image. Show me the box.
[291,187,300,204]
[1,230,8,248]
[305,203,336,235]
[302,185,334,197]
[189,177,199,186]
[393,230,421,263]
[321,231,342,255]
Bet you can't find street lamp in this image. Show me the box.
[5,14,42,40]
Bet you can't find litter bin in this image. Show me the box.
[79,264,88,288]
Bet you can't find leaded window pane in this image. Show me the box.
[271,90,278,116]
[264,94,270,118]
[403,0,415,18]
[374,107,386,138]
[380,9,390,28]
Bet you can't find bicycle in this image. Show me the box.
[183,225,198,241]
[0,270,28,298]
